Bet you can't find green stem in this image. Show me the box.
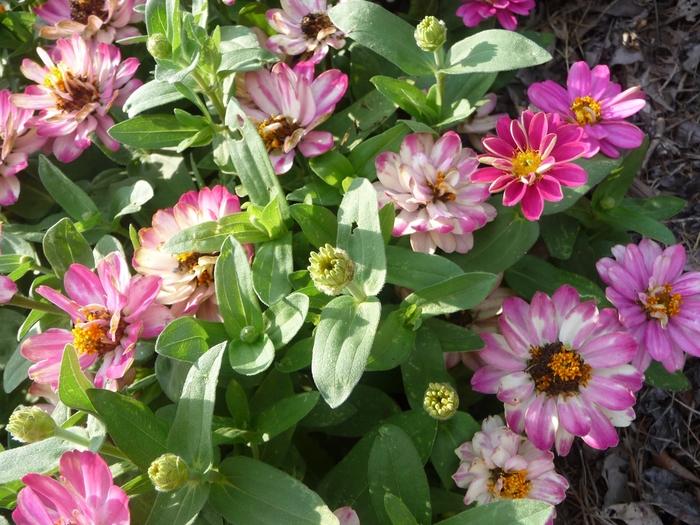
[192,71,227,121]
[8,295,61,314]
[344,281,367,303]
[433,49,446,113]
[54,427,91,447]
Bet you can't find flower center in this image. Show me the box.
[300,12,335,39]
[489,469,531,499]
[256,115,299,153]
[511,149,542,180]
[642,283,682,328]
[43,67,100,113]
[71,309,124,356]
[428,171,457,203]
[176,252,216,286]
[69,0,106,24]
[527,341,592,396]
[571,96,601,126]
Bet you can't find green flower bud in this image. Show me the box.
[239,325,259,344]
[600,196,616,210]
[423,382,459,420]
[148,453,189,492]
[414,16,447,52]
[147,33,171,60]
[308,244,355,296]
[7,405,56,443]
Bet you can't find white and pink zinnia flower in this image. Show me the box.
[597,239,700,373]
[133,186,243,321]
[457,0,535,31]
[453,415,568,524]
[471,285,643,456]
[0,90,46,206]
[527,61,646,158]
[34,0,143,44]
[13,450,129,525]
[21,252,171,390]
[267,0,345,64]
[374,131,497,254]
[473,110,589,221]
[237,61,347,174]
[13,34,140,163]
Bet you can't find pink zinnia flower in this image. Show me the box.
[457,0,535,31]
[374,131,497,254]
[133,186,243,321]
[527,61,646,158]
[453,415,568,523]
[21,252,171,390]
[13,450,129,525]
[0,275,17,304]
[596,239,700,373]
[471,285,643,456]
[34,0,143,44]
[12,34,141,163]
[237,61,347,174]
[0,90,46,206]
[266,0,345,64]
[472,110,589,221]
[333,507,359,525]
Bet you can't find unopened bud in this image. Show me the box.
[414,16,447,52]
[7,405,56,443]
[147,33,171,60]
[148,453,189,492]
[308,244,355,296]
[239,325,259,344]
[423,382,458,420]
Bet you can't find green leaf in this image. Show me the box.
[309,150,355,188]
[384,493,419,525]
[435,499,553,525]
[264,292,309,349]
[276,337,313,373]
[252,233,292,306]
[58,345,94,412]
[598,203,676,245]
[444,72,497,109]
[210,456,338,525]
[218,48,277,73]
[423,318,484,353]
[146,484,211,525]
[93,235,124,263]
[290,204,338,248]
[145,0,167,35]
[312,295,381,408]
[406,272,498,317]
[0,437,78,484]
[348,123,408,181]
[371,76,437,122]
[255,392,320,440]
[225,378,250,429]
[401,327,451,410]
[38,156,100,222]
[108,115,200,149]
[624,195,685,220]
[385,245,463,290]
[430,412,480,488]
[645,362,691,392]
[43,218,95,275]
[540,215,580,260]
[123,80,186,117]
[3,346,30,394]
[228,333,275,376]
[592,138,649,210]
[366,309,416,371]
[110,180,154,218]
[155,317,210,362]
[163,213,269,254]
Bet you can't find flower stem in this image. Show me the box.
[433,49,446,113]
[192,71,227,121]
[8,295,61,314]
[345,281,367,303]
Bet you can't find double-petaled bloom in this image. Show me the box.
[13,450,130,525]
[237,61,347,174]
[527,62,646,158]
[13,34,140,163]
[266,0,345,64]
[34,0,143,44]
[134,186,243,321]
[0,90,46,206]
[374,131,497,254]
[453,415,568,524]
[471,285,643,456]
[597,239,700,372]
[456,0,535,31]
[21,252,171,390]
[473,110,589,221]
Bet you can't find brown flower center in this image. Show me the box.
[300,12,335,39]
[489,469,531,499]
[428,171,457,203]
[72,308,125,356]
[256,115,299,152]
[176,252,216,286]
[643,283,682,328]
[43,67,100,113]
[511,149,542,180]
[571,96,601,126]
[69,0,107,24]
[527,341,592,396]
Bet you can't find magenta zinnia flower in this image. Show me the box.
[0,90,46,206]
[527,61,646,158]
[34,0,143,44]
[0,275,17,304]
[596,239,700,372]
[21,252,171,390]
[374,131,497,254]
[266,0,345,64]
[13,450,129,525]
[457,0,535,31]
[453,415,568,523]
[237,61,347,174]
[133,186,243,321]
[12,34,140,163]
[472,110,589,221]
[471,285,643,456]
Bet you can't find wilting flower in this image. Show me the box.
[13,34,140,163]
[134,186,243,320]
[266,0,345,64]
[34,0,143,44]
[0,90,46,206]
[527,61,646,158]
[457,0,535,31]
[471,285,643,455]
[597,239,700,372]
[453,415,568,524]
[472,111,589,221]
[21,252,171,390]
[334,507,360,525]
[237,61,347,174]
[458,93,507,150]
[13,450,129,525]
[374,131,497,254]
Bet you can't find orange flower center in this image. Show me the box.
[43,67,100,113]
[489,469,531,499]
[69,0,106,24]
[428,171,457,202]
[511,149,542,180]
[71,310,123,356]
[176,252,216,286]
[527,342,592,396]
[256,115,299,153]
[571,96,601,125]
[300,12,335,39]
[643,283,682,328]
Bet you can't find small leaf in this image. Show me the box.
[435,499,553,525]
[645,362,691,392]
[108,115,200,149]
[255,392,320,440]
[43,218,95,275]
[371,76,437,122]
[38,155,100,222]
[405,272,498,317]
[228,333,275,376]
[252,233,293,307]
[0,437,78,484]
[385,245,463,290]
[58,345,94,412]
[430,412,480,488]
[155,317,210,362]
[290,204,337,248]
[111,180,154,218]
[264,292,309,349]
[384,493,419,525]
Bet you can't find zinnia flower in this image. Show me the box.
[34,0,143,44]
[456,0,535,31]
[13,450,129,525]
[236,61,347,174]
[133,186,243,320]
[527,61,646,158]
[596,239,700,372]
[374,131,497,254]
[453,415,568,524]
[266,0,345,64]
[472,110,589,221]
[12,34,141,163]
[0,90,46,206]
[333,507,359,525]
[21,252,171,390]
[0,275,17,303]
[471,285,643,455]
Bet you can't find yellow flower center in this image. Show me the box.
[428,171,457,202]
[643,283,682,328]
[527,342,592,396]
[511,150,542,180]
[490,469,531,499]
[43,67,66,90]
[256,115,299,153]
[571,96,602,125]
[176,252,215,286]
